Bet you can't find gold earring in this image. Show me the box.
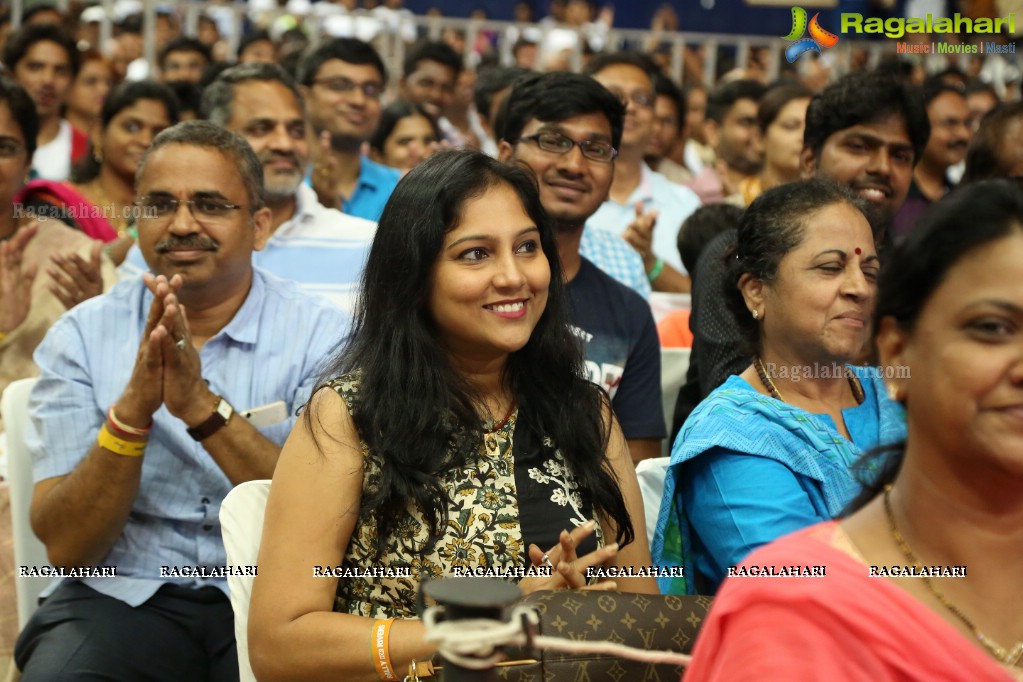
[886,383,902,402]
[752,310,759,320]
[93,148,103,164]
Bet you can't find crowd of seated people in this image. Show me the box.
[0,1,1021,680]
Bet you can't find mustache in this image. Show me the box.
[259,151,302,166]
[155,235,219,253]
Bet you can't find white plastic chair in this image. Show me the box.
[220,479,272,682]
[1,377,50,630]
[660,348,691,456]
[635,456,670,550]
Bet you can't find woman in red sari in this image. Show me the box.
[684,179,1023,681]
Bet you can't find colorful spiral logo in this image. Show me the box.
[783,7,839,62]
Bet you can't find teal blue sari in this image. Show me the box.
[652,365,906,594]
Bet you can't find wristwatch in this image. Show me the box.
[187,395,234,441]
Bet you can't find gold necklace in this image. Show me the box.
[753,356,864,404]
[883,485,1023,666]
[87,179,128,233]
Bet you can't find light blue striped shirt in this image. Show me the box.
[579,226,651,299]
[27,268,348,606]
[588,162,700,275]
[121,184,376,315]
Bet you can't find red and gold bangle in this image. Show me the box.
[107,406,152,438]
[372,618,398,681]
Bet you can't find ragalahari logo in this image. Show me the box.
[783,7,839,62]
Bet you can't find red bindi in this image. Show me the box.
[854,247,862,255]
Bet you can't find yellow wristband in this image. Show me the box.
[372,618,397,681]
[97,424,147,457]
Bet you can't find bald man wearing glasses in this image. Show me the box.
[16,121,346,681]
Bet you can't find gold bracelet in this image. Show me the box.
[97,424,147,457]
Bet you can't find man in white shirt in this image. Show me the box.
[583,52,699,294]
[125,64,375,314]
[2,23,84,181]
[204,64,375,313]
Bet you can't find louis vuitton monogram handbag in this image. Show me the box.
[495,590,711,682]
[409,589,712,682]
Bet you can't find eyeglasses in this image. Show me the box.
[311,77,383,99]
[0,139,25,158]
[515,132,618,164]
[134,195,245,224]
[606,88,655,109]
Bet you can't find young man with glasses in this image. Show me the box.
[584,53,699,293]
[497,72,665,463]
[15,121,347,681]
[297,37,400,221]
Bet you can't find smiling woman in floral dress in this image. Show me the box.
[249,150,656,682]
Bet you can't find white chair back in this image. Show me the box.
[1,377,50,630]
[220,479,272,682]
[660,348,691,456]
[635,456,670,550]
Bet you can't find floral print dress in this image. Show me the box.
[327,375,603,618]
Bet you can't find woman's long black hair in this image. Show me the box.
[845,179,1023,513]
[311,150,634,559]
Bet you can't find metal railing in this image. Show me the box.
[8,0,1010,89]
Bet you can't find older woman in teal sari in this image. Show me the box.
[653,179,906,594]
